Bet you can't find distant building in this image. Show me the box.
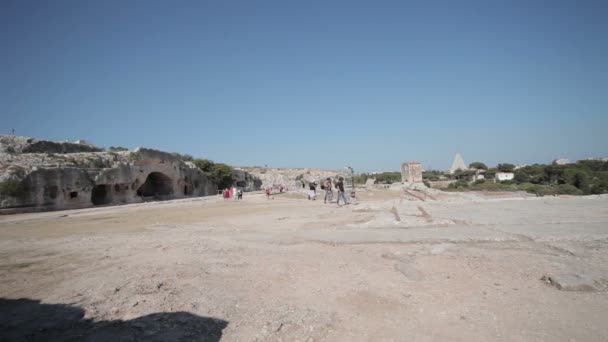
[553,159,571,165]
[495,172,514,182]
[449,153,467,174]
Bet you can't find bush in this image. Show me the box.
[422,170,443,181]
[353,173,369,184]
[374,172,401,184]
[446,180,470,191]
[505,160,608,195]
[555,184,583,195]
[485,168,497,180]
[192,158,234,189]
[193,159,214,173]
[470,181,517,192]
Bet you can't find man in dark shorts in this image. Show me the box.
[335,177,348,206]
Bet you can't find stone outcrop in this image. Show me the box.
[0,135,103,154]
[232,169,263,192]
[240,167,346,190]
[0,136,216,213]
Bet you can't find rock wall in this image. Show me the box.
[232,169,262,192]
[0,135,103,154]
[241,167,346,190]
[0,136,217,213]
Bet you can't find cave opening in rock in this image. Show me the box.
[136,172,173,198]
[91,185,111,205]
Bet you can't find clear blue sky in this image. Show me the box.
[1,0,607,171]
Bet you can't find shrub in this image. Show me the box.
[192,158,234,189]
[555,184,583,195]
[470,181,517,192]
[446,180,470,191]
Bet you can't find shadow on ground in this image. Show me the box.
[0,298,228,342]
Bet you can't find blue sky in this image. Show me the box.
[1,0,606,171]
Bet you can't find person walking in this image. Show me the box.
[265,186,271,200]
[308,180,317,200]
[336,177,348,206]
[237,189,243,200]
[323,178,333,204]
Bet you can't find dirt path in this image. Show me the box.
[1,190,607,341]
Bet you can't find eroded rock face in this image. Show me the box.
[232,169,263,192]
[0,136,216,213]
[240,167,346,190]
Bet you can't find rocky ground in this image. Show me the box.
[1,188,607,341]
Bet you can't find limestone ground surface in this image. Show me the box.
[1,189,607,341]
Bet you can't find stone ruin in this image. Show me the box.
[400,161,423,184]
[0,135,246,213]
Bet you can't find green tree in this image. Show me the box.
[469,162,487,170]
[570,171,589,193]
[454,169,474,181]
[514,164,545,184]
[497,163,515,172]
[375,172,401,184]
[209,163,234,189]
[192,159,234,189]
[193,159,215,173]
[543,165,566,184]
[353,173,369,184]
[484,168,497,180]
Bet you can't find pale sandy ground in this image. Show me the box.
[1,189,607,341]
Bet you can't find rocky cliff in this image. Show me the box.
[0,136,216,213]
[240,167,346,190]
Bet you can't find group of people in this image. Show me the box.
[223,186,243,200]
[264,185,289,199]
[226,178,353,205]
[308,177,351,206]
